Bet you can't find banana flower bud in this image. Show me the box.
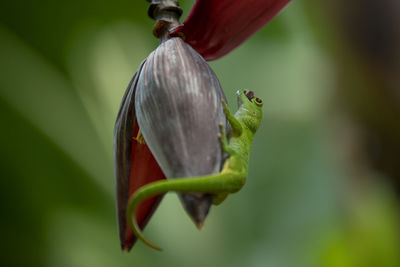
[115,36,226,251]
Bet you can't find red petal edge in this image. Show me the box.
[172,0,291,61]
[115,61,166,252]
[123,121,166,251]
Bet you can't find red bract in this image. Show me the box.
[172,0,291,61]
[114,64,166,251]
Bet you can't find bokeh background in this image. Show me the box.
[1,0,400,266]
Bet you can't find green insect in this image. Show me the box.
[126,89,263,250]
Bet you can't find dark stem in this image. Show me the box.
[147,0,183,41]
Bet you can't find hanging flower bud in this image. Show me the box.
[115,0,227,251]
[135,36,227,228]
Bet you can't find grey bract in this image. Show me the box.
[135,37,227,223]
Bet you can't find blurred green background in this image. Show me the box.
[1,0,400,266]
